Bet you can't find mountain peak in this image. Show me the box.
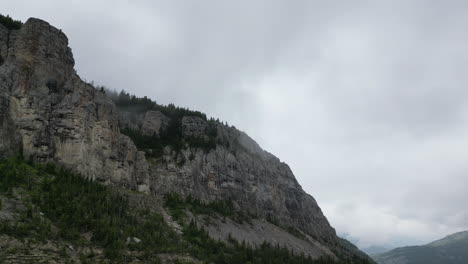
[374,230,468,264]
[16,17,74,72]
[0,15,373,263]
[428,230,468,247]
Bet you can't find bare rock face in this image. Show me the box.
[150,123,337,244]
[0,18,149,193]
[182,116,207,138]
[118,110,142,131]
[0,18,370,262]
[0,25,9,64]
[198,215,335,258]
[141,110,169,136]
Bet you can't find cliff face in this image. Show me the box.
[0,18,369,262]
[147,115,336,242]
[0,18,150,192]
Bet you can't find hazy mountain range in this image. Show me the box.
[373,230,468,264]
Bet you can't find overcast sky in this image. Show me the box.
[5,0,468,249]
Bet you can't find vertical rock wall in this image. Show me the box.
[0,18,149,192]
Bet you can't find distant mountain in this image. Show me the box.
[373,230,468,264]
[361,246,391,256]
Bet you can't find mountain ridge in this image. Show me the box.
[427,230,468,247]
[0,16,372,263]
[373,230,468,264]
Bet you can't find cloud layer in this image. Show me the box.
[5,0,468,248]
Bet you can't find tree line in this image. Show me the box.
[0,157,373,263]
[0,14,22,30]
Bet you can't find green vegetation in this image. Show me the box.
[164,193,253,224]
[115,90,219,157]
[0,157,372,263]
[0,157,183,262]
[120,127,168,157]
[374,231,468,264]
[164,195,350,264]
[114,90,207,120]
[121,124,216,159]
[164,193,320,241]
[182,219,337,264]
[0,14,22,30]
[164,193,373,264]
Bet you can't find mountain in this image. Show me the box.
[0,16,373,263]
[362,246,391,256]
[373,231,468,264]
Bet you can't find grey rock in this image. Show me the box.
[0,18,149,193]
[117,110,169,137]
[0,17,370,262]
[150,125,337,244]
[118,110,142,131]
[0,24,8,62]
[0,195,25,221]
[182,115,207,138]
[141,110,169,136]
[199,215,335,259]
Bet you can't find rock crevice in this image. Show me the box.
[0,18,150,193]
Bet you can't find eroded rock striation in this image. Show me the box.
[0,18,150,192]
[0,18,370,262]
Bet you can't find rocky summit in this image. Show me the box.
[0,17,373,263]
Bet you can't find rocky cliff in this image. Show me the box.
[0,17,371,262]
[0,18,150,193]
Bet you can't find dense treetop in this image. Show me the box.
[0,14,22,30]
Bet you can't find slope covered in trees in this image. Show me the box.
[374,231,468,264]
[110,90,219,156]
[0,157,372,264]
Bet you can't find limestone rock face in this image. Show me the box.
[0,25,9,64]
[150,123,337,243]
[118,111,142,131]
[118,110,169,137]
[182,116,207,138]
[0,17,370,262]
[141,110,169,136]
[0,18,149,193]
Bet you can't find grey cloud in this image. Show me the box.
[4,0,468,249]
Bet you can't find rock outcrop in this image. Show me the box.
[0,18,150,193]
[150,123,337,243]
[0,17,371,262]
[181,116,208,138]
[141,110,169,136]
